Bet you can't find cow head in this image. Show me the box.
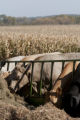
[5,62,31,92]
[63,83,80,117]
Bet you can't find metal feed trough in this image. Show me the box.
[0,53,80,105]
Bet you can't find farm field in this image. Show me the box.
[0,25,80,60]
[0,25,80,119]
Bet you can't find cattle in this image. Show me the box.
[1,53,60,73]
[4,54,46,92]
[1,54,48,89]
[0,56,26,86]
[5,52,63,94]
[2,53,80,107]
[62,63,80,117]
[26,54,65,95]
[49,61,79,108]
[5,52,80,104]
[0,56,25,72]
[6,52,75,98]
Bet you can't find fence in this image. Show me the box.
[0,59,80,105]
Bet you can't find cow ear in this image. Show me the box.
[75,63,80,72]
[56,87,62,96]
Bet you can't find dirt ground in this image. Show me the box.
[0,76,80,120]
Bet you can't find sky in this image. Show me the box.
[0,0,80,17]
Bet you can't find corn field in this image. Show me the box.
[0,25,80,60]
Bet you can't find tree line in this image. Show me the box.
[0,14,80,25]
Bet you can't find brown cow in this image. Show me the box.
[49,61,79,108]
